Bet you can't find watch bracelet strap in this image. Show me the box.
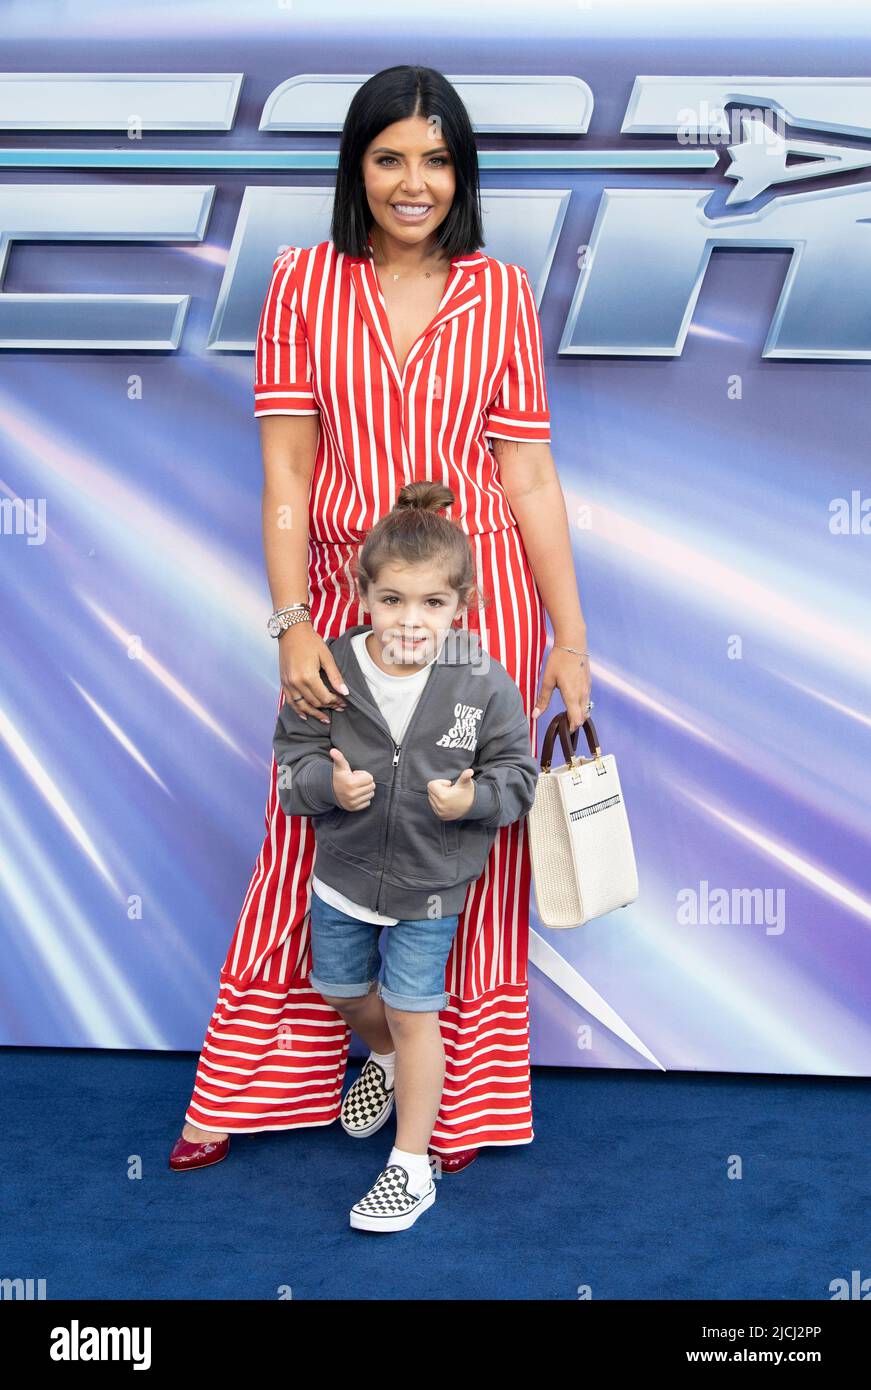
[268,606,312,637]
[273,602,310,616]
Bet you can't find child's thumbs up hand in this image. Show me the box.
[427,766,476,820]
[329,747,375,811]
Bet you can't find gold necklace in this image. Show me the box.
[377,262,439,282]
[371,239,445,282]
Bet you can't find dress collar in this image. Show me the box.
[347,230,488,391]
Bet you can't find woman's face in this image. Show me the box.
[362,115,456,255]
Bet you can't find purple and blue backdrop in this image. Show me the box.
[1,0,869,1076]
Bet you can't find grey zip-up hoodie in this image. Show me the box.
[273,623,539,920]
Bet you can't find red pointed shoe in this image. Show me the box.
[169,1134,230,1171]
[428,1146,478,1174]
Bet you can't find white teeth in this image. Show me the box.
[393,205,430,215]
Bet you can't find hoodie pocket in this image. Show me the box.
[457,819,493,880]
[386,789,458,888]
[441,814,460,858]
[316,782,387,868]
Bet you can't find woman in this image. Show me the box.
[170,64,591,1174]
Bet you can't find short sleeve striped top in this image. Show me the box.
[253,234,551,542]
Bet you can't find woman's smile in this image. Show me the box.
[390,202,433,223]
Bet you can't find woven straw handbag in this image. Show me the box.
[527,709,639,928]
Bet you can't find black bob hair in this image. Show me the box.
[330,66,485,261]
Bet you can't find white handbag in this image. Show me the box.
[527,710,639,928]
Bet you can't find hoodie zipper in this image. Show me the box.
[329,685,403,913]
[333,661,442,915]
[376,743,403,913]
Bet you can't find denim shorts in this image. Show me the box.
[308,888,459,1012]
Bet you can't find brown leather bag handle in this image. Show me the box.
[539,708,601,772]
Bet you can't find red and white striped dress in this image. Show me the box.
[184,233,551,1153]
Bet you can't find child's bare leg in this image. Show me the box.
[383,1004,445,1152]
[321,986,394,1055]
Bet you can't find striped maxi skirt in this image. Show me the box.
[184,523,546,1153]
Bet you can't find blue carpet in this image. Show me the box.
[0,1047,866,1300]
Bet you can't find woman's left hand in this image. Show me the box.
[532,647,592,734]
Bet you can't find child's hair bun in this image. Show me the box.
[354,475,487,619]
[395,480,455,514]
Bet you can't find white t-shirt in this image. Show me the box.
[312,630,440,926]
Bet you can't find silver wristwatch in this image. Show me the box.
[267,602,311,639]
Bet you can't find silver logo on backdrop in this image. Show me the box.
[0,73,866,358]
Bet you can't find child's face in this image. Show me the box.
[358,559,466,672]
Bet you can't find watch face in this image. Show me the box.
[268,617,280,637]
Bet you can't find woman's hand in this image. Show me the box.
[532,647,592,734]
[278,622,349,724]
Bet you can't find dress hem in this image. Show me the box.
[182,1107,535,1148]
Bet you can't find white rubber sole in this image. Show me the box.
[349,1182,436,1232]
[340,1091,395,1138]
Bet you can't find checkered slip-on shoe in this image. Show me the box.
[340,1055,395,1138]
[349,1164,436,1232]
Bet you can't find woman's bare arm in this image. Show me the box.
[491,437,591,728]
[492,438,587,646]
[260,414,319,610]
[260,415,348,721]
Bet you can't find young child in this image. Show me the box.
[273,480,539,1232]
